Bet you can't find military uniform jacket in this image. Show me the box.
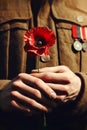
[0,0,87,130]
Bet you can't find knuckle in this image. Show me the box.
[28,99,35,105]
[34,78,42,85]
[12,81,19,87]
[57,95,65,102]
[17,73,24,79]
[60,96,65,102]
[12,80,21,89]
[11,91,18,97]
[43,73,50,80]
[10,91,14,96]
[10,100,15,107]
[62,65,69,70]
[64,86,69,93]
[65,74,70,82]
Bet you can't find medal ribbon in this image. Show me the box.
[72,25,87,40]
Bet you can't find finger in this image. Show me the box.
[31,72,69,83]
[47,83,68,94]
[11,100,31,113]
[11,91,50,112]
[32,66,58,73]
[11,100,48,116]
[13,80,57,108]
[31,65,69,73]
[56,95,66,103]
[47,83,68,102]
[13,80,42,99]
[17,73,57,99]
[56,94,76,103]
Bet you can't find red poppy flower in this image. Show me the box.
[24,27,56,56]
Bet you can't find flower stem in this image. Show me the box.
[37,56,47,129]
[44,113,46,127]
[37,56,40,73]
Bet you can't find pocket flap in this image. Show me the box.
[51,0,87,26]
[0,0,32,24]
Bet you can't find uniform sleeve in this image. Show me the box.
[0,80,11,90]
[73,72,87,117]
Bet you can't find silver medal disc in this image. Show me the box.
[73,40,82,51]
[82,42,87,52]
[40,55,50,63]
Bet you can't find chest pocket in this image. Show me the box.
[0,0,32,24]
[0,0,33,79]
[51,0,87,72]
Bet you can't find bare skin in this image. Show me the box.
[31,65,82,103]
[0,65,81,115]
[0,73,57,115]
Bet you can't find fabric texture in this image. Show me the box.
[0,0,87,129]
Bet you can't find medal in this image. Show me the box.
[72,25,87,52]
[73,39,82,51]
[82,42,87,52]
[40,55,50,63]
[72,25,82,51]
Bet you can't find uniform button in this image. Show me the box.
[76,16,84,22]
[40,55,50,63]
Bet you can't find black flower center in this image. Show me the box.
[35,39,45,47]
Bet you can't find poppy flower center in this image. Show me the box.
[35,40,45,47]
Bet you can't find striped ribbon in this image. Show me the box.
[72,25,87,40]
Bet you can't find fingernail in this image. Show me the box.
[50,92,56,99]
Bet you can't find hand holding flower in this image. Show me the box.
[32,66,81,103]
[24,27,56,128]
